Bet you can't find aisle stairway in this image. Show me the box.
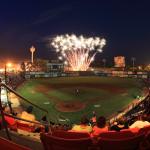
[0,129,43,150]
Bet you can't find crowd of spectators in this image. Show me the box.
[1,92,150,138]
[0,105,45,133]
[47,93,150,138]
[7,74,25,90]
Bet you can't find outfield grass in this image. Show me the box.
[17,76,142,124]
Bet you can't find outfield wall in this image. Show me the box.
[25,71,148,79]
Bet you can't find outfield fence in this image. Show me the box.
[25,71,149,79]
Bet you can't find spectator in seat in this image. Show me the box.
[110,117,128,132]
[19,106,45,132]
[40,116,49,133]
[70,116,92,133]
[90,111,97,126]
[129,114,150,129]
[91,116,108,137]
[19,106,39,126]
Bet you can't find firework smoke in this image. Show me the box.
[51,34,106,71]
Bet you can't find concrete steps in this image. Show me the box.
[0,129,43,150]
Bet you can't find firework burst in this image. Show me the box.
[51,34,106,71]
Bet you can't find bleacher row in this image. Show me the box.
[40,127,150,150]
[1,124,150,150]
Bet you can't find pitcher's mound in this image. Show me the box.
[55,101,86,112]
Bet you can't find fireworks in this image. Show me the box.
[51,34,106,71]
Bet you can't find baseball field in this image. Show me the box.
[17,76,143,124]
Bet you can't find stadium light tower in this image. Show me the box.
[102,58,106,68]
[30,46,35,63]
[4,62,13,115]
[5,62,12,84]
[131,57,136,72]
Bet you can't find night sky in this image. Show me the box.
[0,0,150,65]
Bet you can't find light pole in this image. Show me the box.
[131,57,136,72]
[0,78,11,140]
[5,64,7,84]
[30,46,35,63]
[4,63,13,114]
[5,63,12,84]
[102,58,106,69]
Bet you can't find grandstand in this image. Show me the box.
[0,76,150,150]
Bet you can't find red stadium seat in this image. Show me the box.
[121,128,140,133]
[52,130,90,139]
[0,137,31,150]
[0,116,17,131]
[99,130,136,139]
[8,123,18,131]
[98,133,144,150]
[146,131,150,143]
[139,125,150,134]
[17,122,35,132]
[139,131,150,150]
[40,132,93,150]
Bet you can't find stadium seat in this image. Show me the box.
[52,130,90,139]
[0,137,31,150]
[146,131,150,143]
[139,125,150,134]
[8,123,18,131]
[99,130,136,139]
[121,128,140,133]
[17,122,35,132]
[98,133,144,150]
[139,131,150,150]
[40,132,93,150]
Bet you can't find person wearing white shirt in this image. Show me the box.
[129,115,150,129]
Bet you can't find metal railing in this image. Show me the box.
[108,93,149,124]
[0,80,50,140]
